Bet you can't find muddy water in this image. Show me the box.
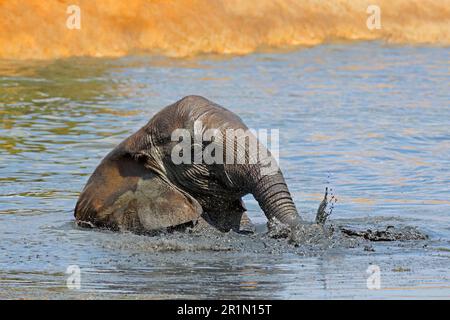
[0,42,449,299]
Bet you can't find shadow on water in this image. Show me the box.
[0,42,449,299]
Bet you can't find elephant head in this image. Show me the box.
[75,95,302,235]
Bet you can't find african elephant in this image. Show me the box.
[74,96,301,234]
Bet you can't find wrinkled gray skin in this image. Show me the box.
[75,96,301,235]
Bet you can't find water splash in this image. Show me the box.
[315,187,337,225]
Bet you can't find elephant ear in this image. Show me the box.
[74,152,202,232]
[133,173,203,230]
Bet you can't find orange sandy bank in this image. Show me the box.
[0,0,449,60]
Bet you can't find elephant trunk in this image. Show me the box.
[250,169,301,227]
